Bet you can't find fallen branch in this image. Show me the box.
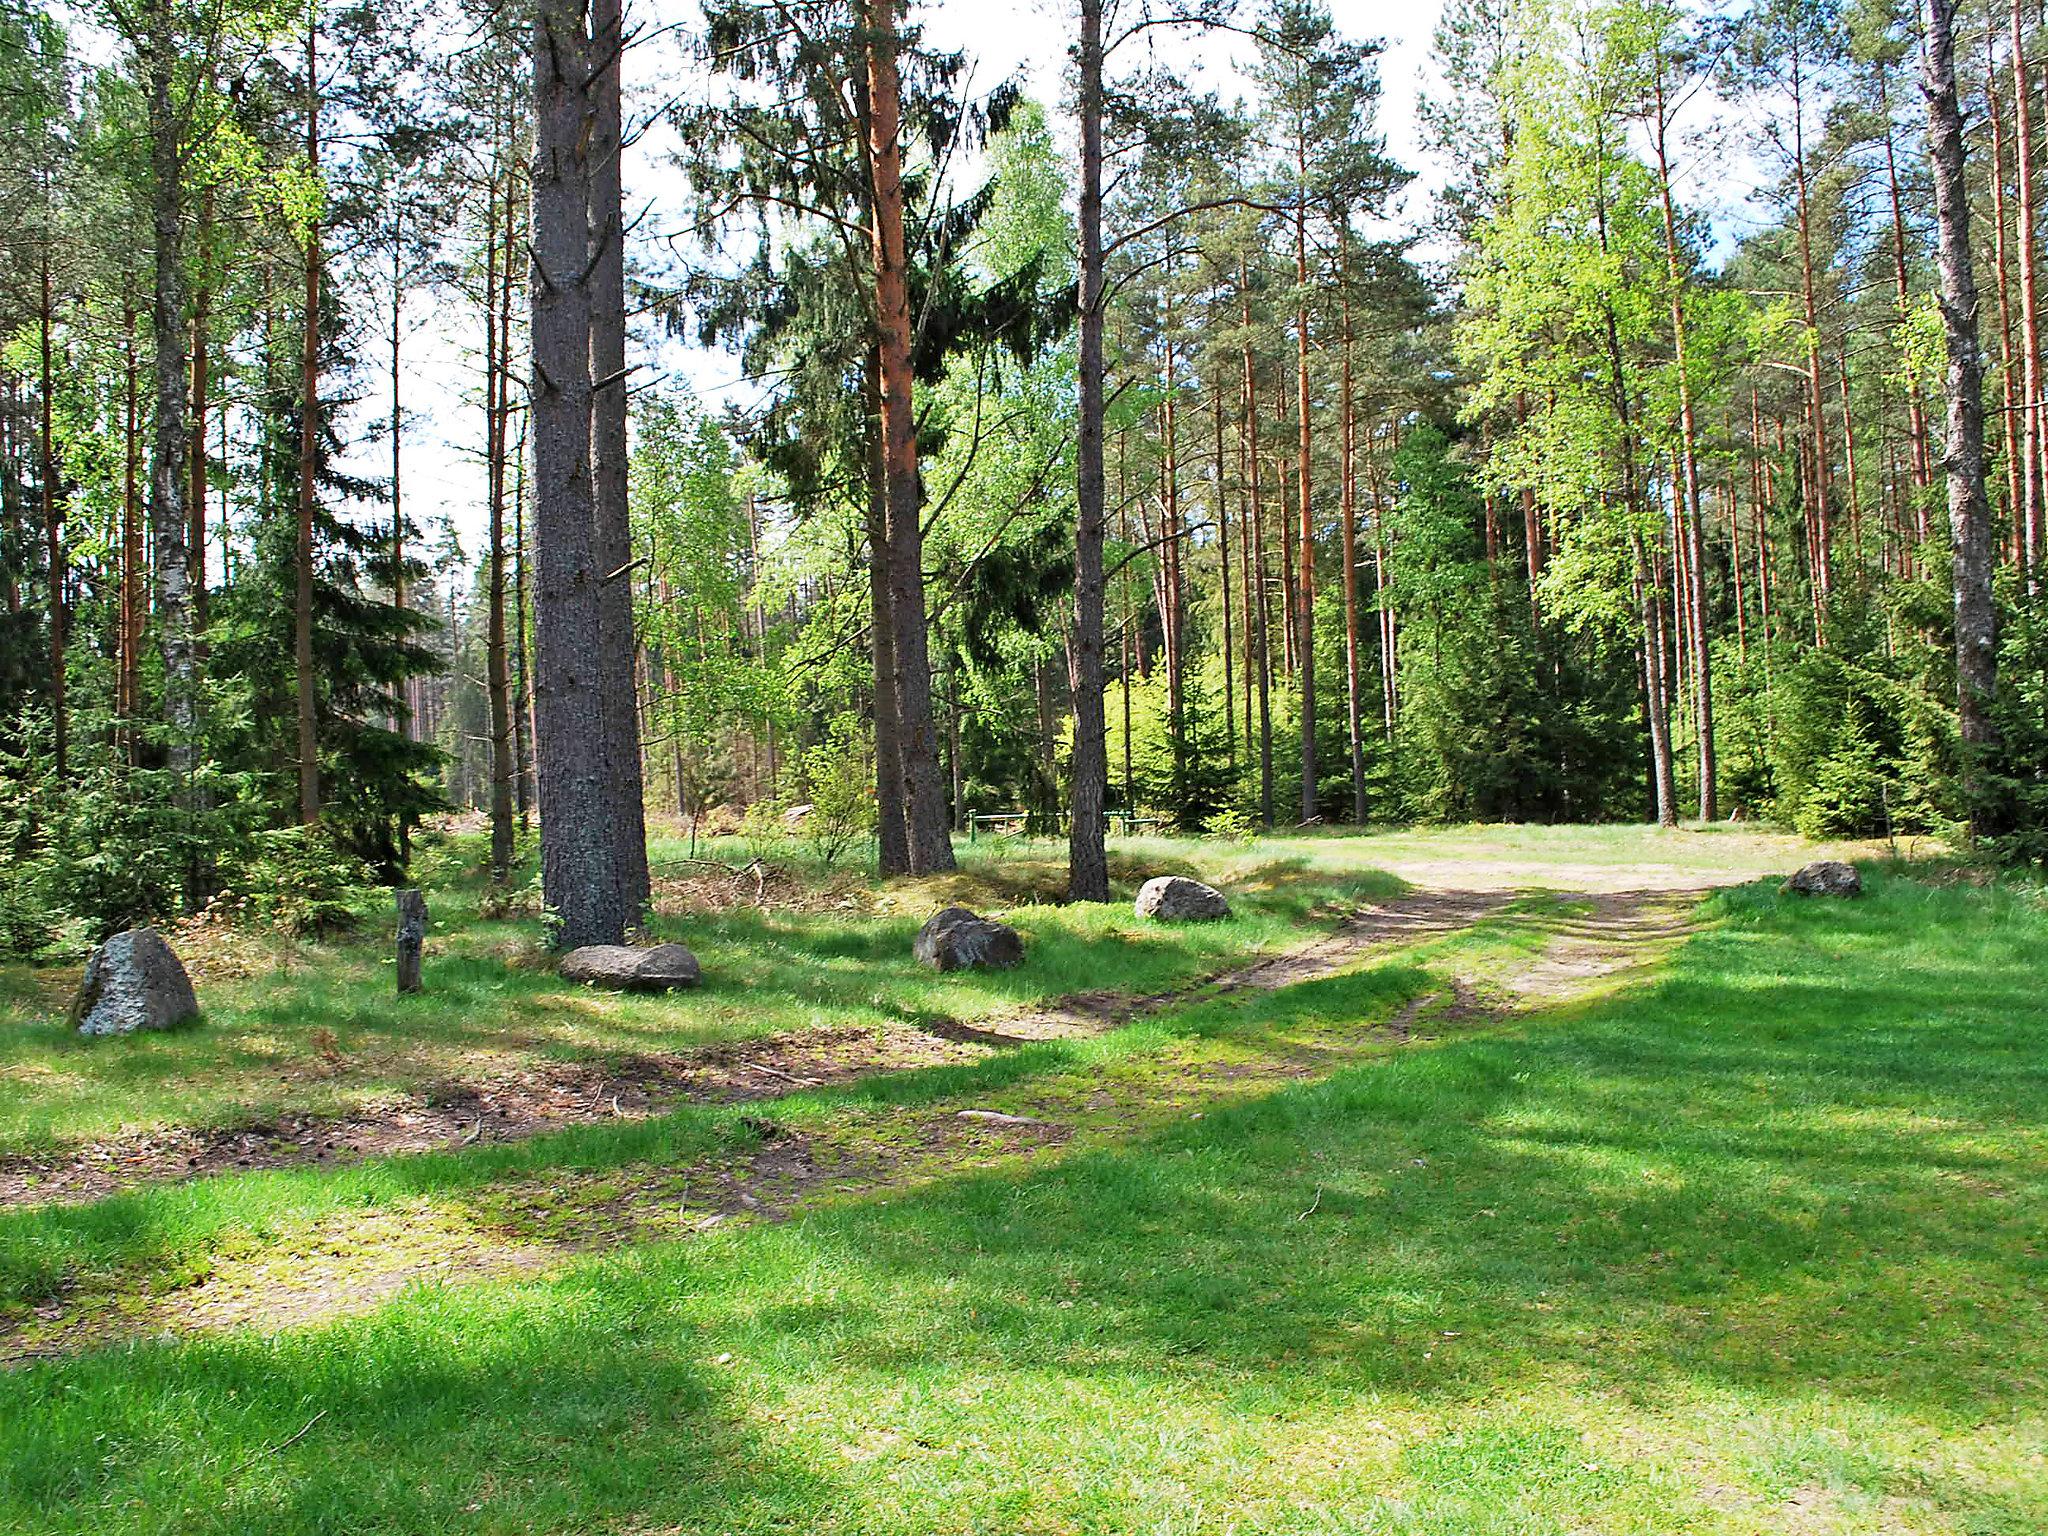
[225,1409,328,1484]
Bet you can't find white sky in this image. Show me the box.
[357,0,1452,566]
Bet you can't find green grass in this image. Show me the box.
[2,860,2042,1533]
[0,833,1403,1153]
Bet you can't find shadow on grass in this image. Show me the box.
[3,869,2041,1532]
[0,864,1400,1151]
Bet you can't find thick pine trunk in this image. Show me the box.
[1067,0,1109,900]
[531,0,626,946]
[2013,0,2044,578]
[1921,0,2001,776]
[1988,46,2024,557]
[864,0,954,876]
[866,354,909,875]
[588,0,650,921]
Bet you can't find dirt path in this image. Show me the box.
[0,890,1523,1210]
[4,882,1725,1363]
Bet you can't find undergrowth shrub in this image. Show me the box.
[223,827,377,936]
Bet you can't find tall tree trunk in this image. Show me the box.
[513,408,534,822]
[389,207,407,734]
[588,0,650,920]
[531,0,625,945]
[1651,67,1716,821]
[1067,0,1109,899]
[2013,0,2045,580]
[486,166,516,883]
[1921,0,2001,780]
[1160,306,1184,794]
[145,0,196,808]
[38,207,64,780]
[1293,163,1316,824]
[1881,77,1933,491]
[1340,249,1365,824]
[1240,270,1273,819]
[1595,108,1676,827]
[121,296,141,751]
[1790,43,1834,626]
[1988,39,2024,557]
[1213,363,1234,760]
[295,12,322,827]
[865,0,954,875]
[189,181,213,648]
[866,351,909,875]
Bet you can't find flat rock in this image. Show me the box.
[914,907,1024,972]
[559,942,702,991]
[1782,861,1862,899]
[1134,875,1231,922]
[72,928,200,1037]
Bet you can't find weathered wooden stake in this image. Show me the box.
[395,888,427,994]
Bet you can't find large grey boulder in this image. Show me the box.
[1134,875,1231,922]
[1783,861,1863,899]
[560,942,702,991]
[71,928,200,1037]
[913,907,1024,972]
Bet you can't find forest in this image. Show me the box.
[1,0,2045,1531]
[0,0,2042,952]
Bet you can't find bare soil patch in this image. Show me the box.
[0,1026,986,1209]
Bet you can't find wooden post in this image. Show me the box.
[395,889,427,994]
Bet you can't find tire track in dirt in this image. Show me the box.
[3,885,1708,1362]
[0,892,1504,1211]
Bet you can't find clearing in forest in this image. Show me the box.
[1,825,2041,1536]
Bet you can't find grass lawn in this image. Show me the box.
[0,833,2040,1533]
[0,831,1403,1153]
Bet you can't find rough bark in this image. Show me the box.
[1063,0,1110,894]
[866,352,909,875]
[531,0,625,946]
[864,0,954,876]
[1921,0,2001,768]
[1065,0,1109,898]
[588,0,650,921]
[144,0,196,795]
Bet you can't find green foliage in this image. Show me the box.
[1768,611,1955,841]
[0,712,267,942]
[1983,586,2048,867]
[792,716,878,868]
[223,826,378,937]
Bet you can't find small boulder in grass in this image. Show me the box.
[559,942,702,991]
[1783,861,1863,899]
[1134,875,1231,922]
[72,927,200,1037]
[914,907,1025,972]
